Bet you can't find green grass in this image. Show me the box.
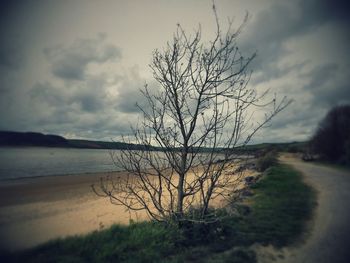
[187,164,316,262]
[234,164,316,247]
[3,164,316,263]
[6,222,182,263]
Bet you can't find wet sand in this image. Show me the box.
[0,171,148,251]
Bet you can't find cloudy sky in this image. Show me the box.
[0,0,349,143]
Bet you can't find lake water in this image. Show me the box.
[0,147,232,180]
[0,147,121,180]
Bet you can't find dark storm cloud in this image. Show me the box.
[235,0,350,142]
[44,35,121,80]
[240,0,350,82]
[1,0,349,142]
[0,0,48,71]
[303,63,350,106]
[73,76,108,113]
[117,81,161,114]
[0,2,26,71]
[304,0,350,23]
[116,87,141,113]
[114,68,160,114]
[3,67,145,139]
[30,74,109,114]
[78,93,102,112]
[0,41,25,70]
[304,63,338,92]
[30,82,66,107]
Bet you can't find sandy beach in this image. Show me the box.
[0,164,256,252]
[0,171,149,251]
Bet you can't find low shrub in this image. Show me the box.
[256,151,278,172]
[179,207,235,249]
[227,248,257,263]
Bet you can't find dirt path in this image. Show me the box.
[257,154,350,263]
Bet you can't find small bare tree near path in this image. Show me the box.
[93,3,291,223]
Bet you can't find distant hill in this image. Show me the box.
[67,139,154,150]
[0,131,307,153]
[0,131,154,150]
[0,131,68,147]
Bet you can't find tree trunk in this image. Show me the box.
[176,174,184,217]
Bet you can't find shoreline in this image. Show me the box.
[0,170,149,251]
[0,170,128,206]
[0,169,124,183]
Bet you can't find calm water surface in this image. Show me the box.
[0,147,230,180]
[0,147,121,180]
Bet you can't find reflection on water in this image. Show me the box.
[0,147,120,180]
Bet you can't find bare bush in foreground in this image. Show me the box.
[93,4,290,223]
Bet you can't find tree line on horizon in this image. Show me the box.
[310,104,350,165]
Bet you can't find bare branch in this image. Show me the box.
[93,3,290,224]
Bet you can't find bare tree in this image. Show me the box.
[93,4,290,223]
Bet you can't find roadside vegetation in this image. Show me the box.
[4,155,316,263]
[309,104,350,166]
